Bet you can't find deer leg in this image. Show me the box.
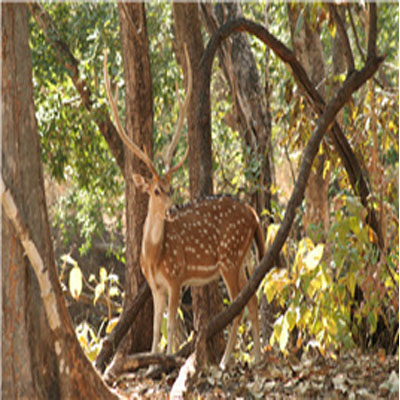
[219,267,242,370]
[167,284,180,354]
[240,265,261,364]
[151,287,166,353]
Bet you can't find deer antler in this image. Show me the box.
[103,50,158,177]
[164,43,192,175]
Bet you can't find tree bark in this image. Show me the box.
[116,2,154,356]
[2,4,115,398]
[201,2,273,216]
[172,1,224,371]
[288,4,330,237]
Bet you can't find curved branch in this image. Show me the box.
[197,17,385,249]
[194,17,384,345]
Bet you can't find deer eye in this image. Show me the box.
[154,187,161,196]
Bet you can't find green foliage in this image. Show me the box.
[30,2,125,255]
[264,195,398,355]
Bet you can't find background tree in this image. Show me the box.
[115,1,155,356]
[172,2,225,366]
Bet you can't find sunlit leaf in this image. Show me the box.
[99,266,107,283]
[304,244,324,271]
[69,265,83,300]
[279,315,290,352]
[94,282,105,305]
[106,317,119,334]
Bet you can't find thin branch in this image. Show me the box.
[367,3,377,60]
[329,4,355,73]
[95,281,151,373]
[347,4,366,62]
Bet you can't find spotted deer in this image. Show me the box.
[104,50,264,369]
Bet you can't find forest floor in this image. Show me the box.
[112,349,399,399]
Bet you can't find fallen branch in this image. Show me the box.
[103,352,184,384]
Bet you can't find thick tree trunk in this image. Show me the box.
[172,2,224,367]
[116,3,154,355]
[2,4,115,398]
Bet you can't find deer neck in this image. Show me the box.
[141,203,166,266]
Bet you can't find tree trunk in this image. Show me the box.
[2,4,115,398]
[200,2,273,216]
[201,1,276,347]
[172,2,224,366]
[116,2,154,355]
[288,4,330,237]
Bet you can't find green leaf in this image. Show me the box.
[69,265,83,300]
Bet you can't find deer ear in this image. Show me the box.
[132,174,150,193]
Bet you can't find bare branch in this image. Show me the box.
[367,3,378,59]
[164,44,193,172]
[329,4,355,73]
[347,4,366,62]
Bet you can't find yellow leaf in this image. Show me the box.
[304,244,324,271]
[106,317,120,334]
[286,309,297,332]
[347,273,356,298]
[323,160,331,180]
[279,316,290,352]
[94,282,105,305]
[99,267,107,283]
[265,269,289,303]
[69,265,83,300]
[266,223,280,246]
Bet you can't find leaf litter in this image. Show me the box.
[114,349,398,399]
